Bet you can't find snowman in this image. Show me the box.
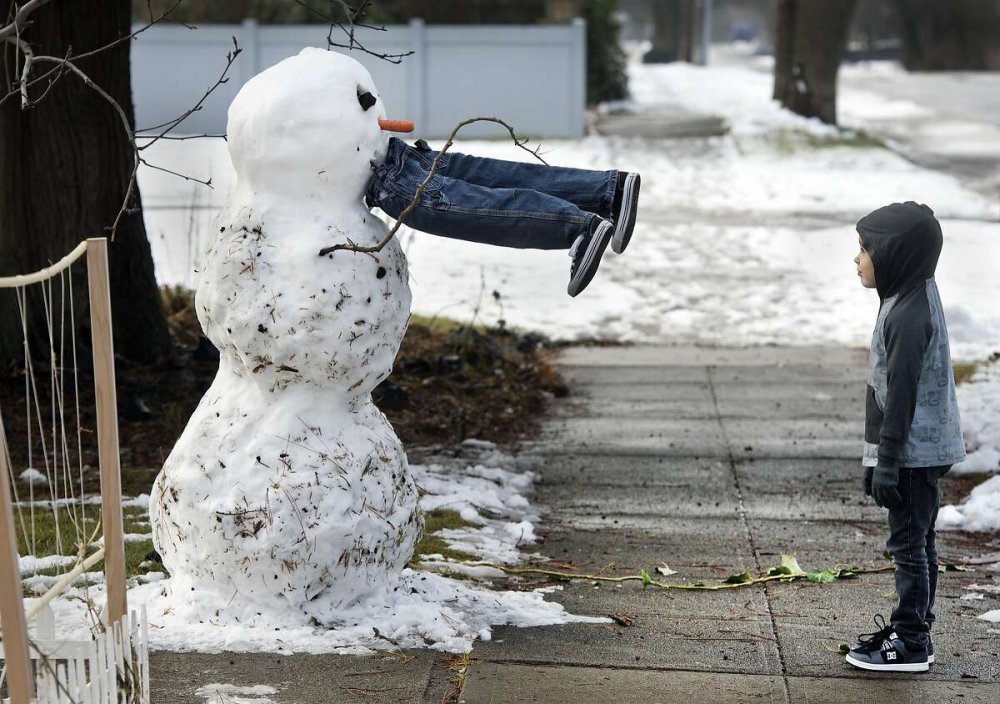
[149,49,423,621]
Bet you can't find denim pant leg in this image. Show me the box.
[370,139,600,249]
[887,468,940,648]
[415,140,618,218]
[926,466,949,630]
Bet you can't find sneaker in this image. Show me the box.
[851,615,934,664]
[846,624,929,672]
[567,219,614,297]
[610,172,641,254]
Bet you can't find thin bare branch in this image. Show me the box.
[0,0,57,44]
[0,0,185,109]
[135,37,241,144]
[318,117,548,257]
[2,35,33,107]
[139,158,214,188]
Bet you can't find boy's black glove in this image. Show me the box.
[863,467,873,496]
[871,463,902,509]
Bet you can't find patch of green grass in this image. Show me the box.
[14,503,156,585]
[953,362,979,386]
[768,128,884,154]
[410,509,477,564]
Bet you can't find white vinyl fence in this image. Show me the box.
[131,18,587,139]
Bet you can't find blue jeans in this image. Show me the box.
[887,466,949,648]
[366,137,618,250]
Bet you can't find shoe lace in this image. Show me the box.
[857,614,894,648]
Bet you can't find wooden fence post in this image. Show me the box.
[0,418,36,703]
[87,237,127,625]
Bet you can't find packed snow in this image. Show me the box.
[44,443,601,654]
[149,50,423,622]
[194,683,278,704]
[19,467,48,486]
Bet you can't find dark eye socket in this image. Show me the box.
[357,90,376,111]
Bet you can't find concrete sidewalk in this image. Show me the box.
[149,346,1000,703]
[460,345,1000,703]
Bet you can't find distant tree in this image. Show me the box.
[643,0,696,63]
[892,0,1000,70]
[585,0,629,103]
[772,0,858,125]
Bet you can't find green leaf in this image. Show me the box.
[768,554,806,577]
[779,554,806,576]
[725,570,754,585]
[655,563,678,577]
[806,570,836,584]
[639,568,652,587]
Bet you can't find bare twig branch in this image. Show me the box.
[2,35,33,107]
[138,158,214,188]
[0,0,57,44]
[318,116,549,257]
[136,37,241,145]
[309,0,413,64]
[0,0,185,109]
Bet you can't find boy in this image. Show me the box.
[846,201,966,673]
[365,134,641,297]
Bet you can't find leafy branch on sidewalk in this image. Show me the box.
[468,554,970,592]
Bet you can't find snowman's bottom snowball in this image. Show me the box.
[129,569,603,653]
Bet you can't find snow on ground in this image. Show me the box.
[194,683,278,704]
[18,553,76,575]
[44,443,603,654]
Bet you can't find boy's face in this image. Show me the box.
[854,237,877,289]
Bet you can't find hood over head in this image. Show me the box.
[856,201,942,299]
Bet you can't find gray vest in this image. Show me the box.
[863,279,966,468]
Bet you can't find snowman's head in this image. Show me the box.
[227,48,398,206]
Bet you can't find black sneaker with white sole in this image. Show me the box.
[610,172,641,254]
[567,219,613,297]
[850,614,934,665]
[846,628,929,672]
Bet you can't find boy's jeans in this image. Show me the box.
[366,137,618,249]
[887,466,949,648]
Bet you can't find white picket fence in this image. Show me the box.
[1,606,150,704]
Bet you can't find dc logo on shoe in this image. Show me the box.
[886,651,897,661]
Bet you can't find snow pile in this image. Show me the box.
[938,475,1000,532]
[149,49,422,621]
[978,610,1000,623]
[19,467,48,486]
[48,445,600,654]
[194,684,278,704]
[18,554,76,575]
[938,362,1000,531]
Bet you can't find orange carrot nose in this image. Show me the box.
[378,118,414,133]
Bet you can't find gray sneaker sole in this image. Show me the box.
[611,172,640,254]
[568,221,613,297]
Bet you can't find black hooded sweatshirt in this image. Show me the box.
[857,202,965,469]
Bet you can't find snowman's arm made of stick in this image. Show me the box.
[318,116,548,257]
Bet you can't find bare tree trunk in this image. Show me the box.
[0,0,171,365]
[644,0,696,63]
[772,0,858,125]
[893,0,1000,71]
